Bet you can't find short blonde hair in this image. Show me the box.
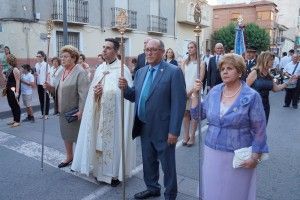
[218,53,246,77]
[60,45,80,63]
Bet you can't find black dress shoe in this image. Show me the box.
[111,179,120,187]
[58,160,73,168]
[134,190,161,199]
[293,105,298,109]
[283,104,289,107]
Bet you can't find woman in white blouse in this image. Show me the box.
[181,41,198,147]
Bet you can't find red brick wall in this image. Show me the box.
[213,3,276,31]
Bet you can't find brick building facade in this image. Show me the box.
[212,1,278,50]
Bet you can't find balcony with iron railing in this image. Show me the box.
[147,15,167,34]
[111,7,137,30]
[52,0,89,24]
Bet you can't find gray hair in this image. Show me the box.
[158,39,165,50]
[148,38,165,50]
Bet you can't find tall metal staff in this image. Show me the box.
[41,19,54,171]
[193,1,204,198]
[116,9,128,200]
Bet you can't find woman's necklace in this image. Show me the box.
[223,83,242,98]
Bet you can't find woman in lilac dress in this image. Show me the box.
[190,53,268,200]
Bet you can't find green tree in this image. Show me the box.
[211,22,270,53]
[244,23,270,52]
[211,22,235,53]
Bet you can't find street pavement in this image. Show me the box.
[0,91,299,200]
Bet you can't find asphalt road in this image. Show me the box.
[0,91,299,200]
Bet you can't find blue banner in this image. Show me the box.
[234,25,246,55]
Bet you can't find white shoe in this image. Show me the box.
[39,115,49,119]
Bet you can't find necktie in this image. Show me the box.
[138,68,155,122]
[216,55,219,64]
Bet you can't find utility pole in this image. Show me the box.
[63,0,68,45]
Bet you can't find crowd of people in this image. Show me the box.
[0,37,299,200]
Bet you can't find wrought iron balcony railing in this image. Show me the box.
[52,0,89,24]
[111,7,137,30]
[147,15,167,34]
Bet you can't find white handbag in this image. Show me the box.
[232,146,269,168]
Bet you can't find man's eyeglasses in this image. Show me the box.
[145,48,162,53]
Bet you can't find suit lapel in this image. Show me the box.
[147,62,166,99]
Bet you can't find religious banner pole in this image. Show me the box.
[41,19,54,171]
[193,1,204,198]
[116,9,128,200]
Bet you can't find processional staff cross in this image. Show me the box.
[116,9,128,34]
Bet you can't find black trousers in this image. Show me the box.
[296,80,300,101]
[37,85,50,115]
[6,88,21,122]
[285,88,298,107]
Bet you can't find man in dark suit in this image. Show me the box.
[245,47,257,77]
[133,37,152,78]
[119,39,186,200]
[207,43,224,91]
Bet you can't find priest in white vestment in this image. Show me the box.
[71,38,136,187]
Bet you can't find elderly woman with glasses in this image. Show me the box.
[44,45,89,168]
